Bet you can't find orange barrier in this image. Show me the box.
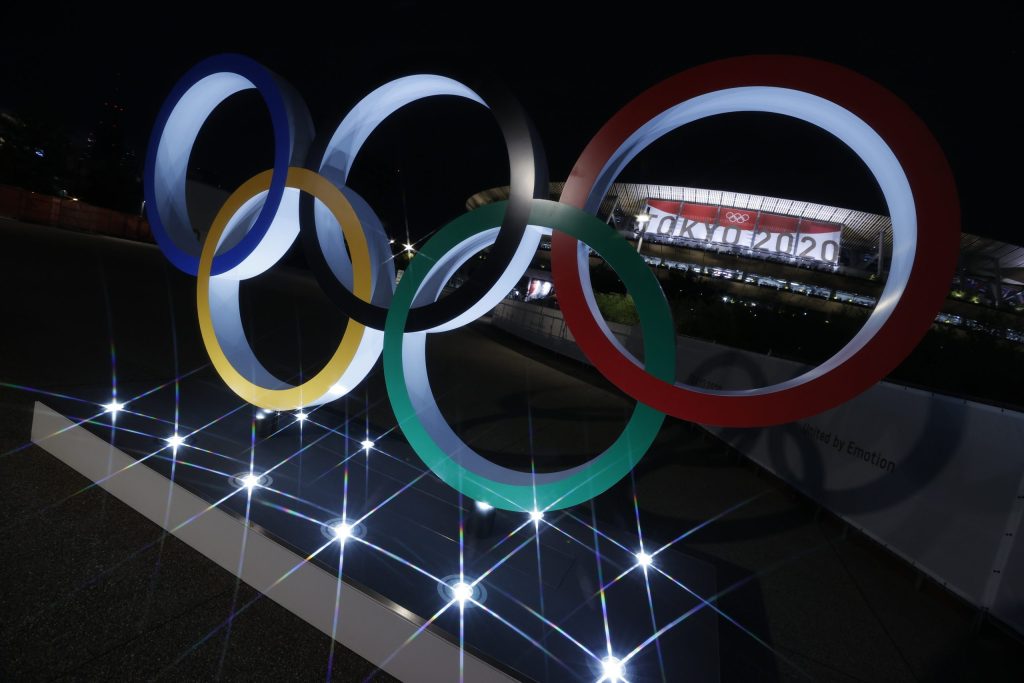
[0,185,152,242]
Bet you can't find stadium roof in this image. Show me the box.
[467,183,1024,283]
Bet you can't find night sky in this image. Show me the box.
[2,6,1018,245]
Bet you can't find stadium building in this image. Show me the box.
[468,182,1024,406]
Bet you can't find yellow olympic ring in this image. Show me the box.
[196,167,372,410]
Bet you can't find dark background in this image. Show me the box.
[0,4,1018,244]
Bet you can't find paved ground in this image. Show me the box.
[1,219,1022,681]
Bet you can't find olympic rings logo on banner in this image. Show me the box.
[146,54,959,511]
[724,211,751,223]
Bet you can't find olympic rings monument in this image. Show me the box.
[30,54,965,681]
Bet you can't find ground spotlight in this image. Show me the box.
[599,656,625,682]
[475,500,494,512]
[166,433,185,449]
[103,400,124,415]
[452,582,472,605]
[439,576,485,607]
[295,410,308,423]
[332,522,352,542]
[636,551,653,568]
[530,509,544,524]
[360,439,374,451]
[231,471,271,492]
[321,517,365,544]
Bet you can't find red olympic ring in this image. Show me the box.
[552,56,960,427]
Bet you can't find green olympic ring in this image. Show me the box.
[384,200,675,511]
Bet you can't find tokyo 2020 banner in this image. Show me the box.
[641,199,844,264]
[145,54,959,512]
